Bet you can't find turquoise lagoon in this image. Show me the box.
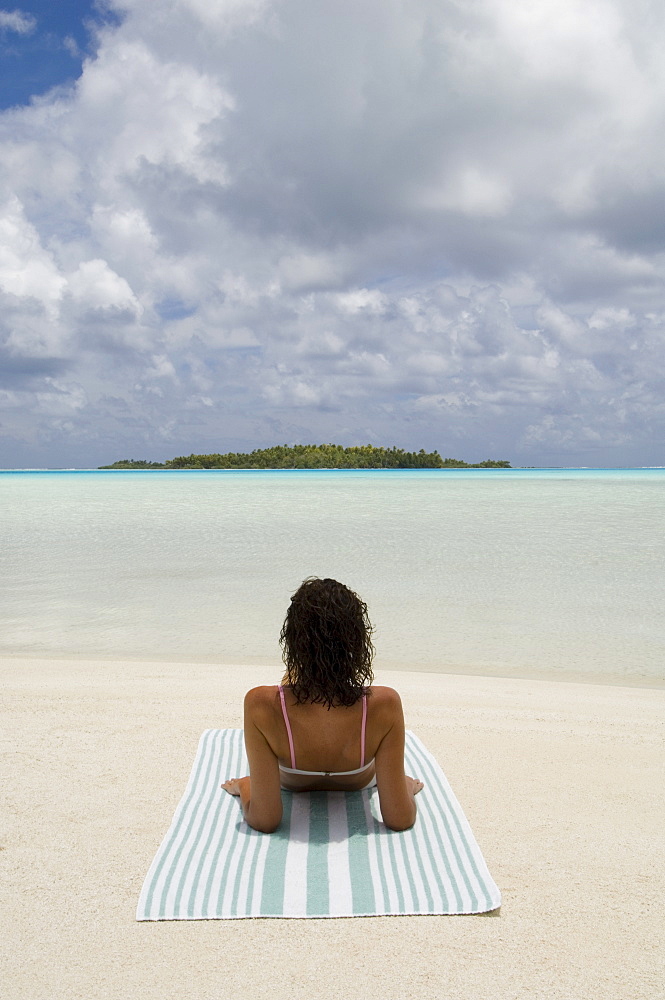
[1,468,663,684]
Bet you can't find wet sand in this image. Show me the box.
[2,658,663,999]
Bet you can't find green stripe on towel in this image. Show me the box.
[137,729,501,919]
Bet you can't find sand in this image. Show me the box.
[1,657,663,1000]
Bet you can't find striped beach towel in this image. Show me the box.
[137,729,500,919]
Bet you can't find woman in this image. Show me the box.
[222,577,423,833]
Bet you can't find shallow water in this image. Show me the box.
[1,469,663,684]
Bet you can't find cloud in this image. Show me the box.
[0,9,36,35]
[67,258,141,315]
[1,0,665,467]
[0,196,66,315]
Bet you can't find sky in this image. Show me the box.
[1,0,664,468]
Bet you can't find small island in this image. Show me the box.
[100,444,511,469]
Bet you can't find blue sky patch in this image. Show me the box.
[0,1,122,109]
[155,299,197,322]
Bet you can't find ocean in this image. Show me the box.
[1,468,663,685]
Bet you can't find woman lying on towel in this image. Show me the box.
[222,577,424,833]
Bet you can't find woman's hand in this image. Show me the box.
[221,776,249,796]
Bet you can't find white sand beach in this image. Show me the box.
[2,658,663,1000]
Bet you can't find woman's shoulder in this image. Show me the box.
[243,684,403,715]
[367,685,404,718]
[244,684,279,700]
[368,684,401,701]
[244,685,280,719]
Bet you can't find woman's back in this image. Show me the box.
[246,683,404,792]
[276,683,372,790]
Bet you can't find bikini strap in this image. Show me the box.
[360,692,367,768]
[278,685,296,769]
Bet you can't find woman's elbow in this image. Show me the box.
[245,807,282,834]
[384,816,416,832]
[382,804,417,832]
[249,819,281,834]
[249,823,279,833]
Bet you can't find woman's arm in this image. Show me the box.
[373,688,423,831]
[221,687,283,833]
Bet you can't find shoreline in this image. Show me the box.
[3,650,664,689]
[3,656,663,999]
[3,466,665,471]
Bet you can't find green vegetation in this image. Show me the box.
[100,445,511,470]
[99,459,165,469]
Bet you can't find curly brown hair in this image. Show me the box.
[280,577,375,708]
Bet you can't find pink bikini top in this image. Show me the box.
[277,685,374,777]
